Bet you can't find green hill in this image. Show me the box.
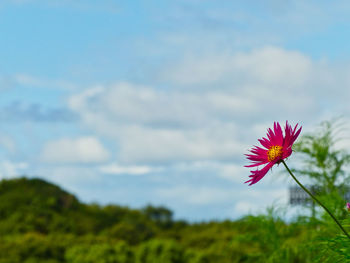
[0,177,79,216]
[0,177,79,234]
[0,177,169,237]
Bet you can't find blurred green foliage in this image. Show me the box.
[293,119,350,219]
[0,176,347,262]
[0,120,349,262]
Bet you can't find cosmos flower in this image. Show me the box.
[245,121,302,185]
[347,202,350,212]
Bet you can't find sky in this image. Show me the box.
[2,0,350,221]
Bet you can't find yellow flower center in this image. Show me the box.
[267,145,283,162]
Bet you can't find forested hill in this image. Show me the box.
[0,177,178,238]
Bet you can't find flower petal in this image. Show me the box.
[244,160,269,168]
[274,122,283,145]
[245,162,275,185]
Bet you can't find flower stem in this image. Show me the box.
[281,160,350,239]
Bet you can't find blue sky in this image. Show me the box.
[2,0,350,221]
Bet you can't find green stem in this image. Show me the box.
[281,160,350,239]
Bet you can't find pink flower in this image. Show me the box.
[245,121,302,185]
[347,202,350,212]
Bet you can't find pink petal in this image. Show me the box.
[244,160,269,168]
[258,138,272,149]
[274,122,283,145]
[245,162,275,185]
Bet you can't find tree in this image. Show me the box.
[142,205,173,228]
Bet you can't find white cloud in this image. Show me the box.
[99,163,157,175]
[116,125,245,164]
[160,47,312,88]
[40,136,110,164]
[69,82,257,129]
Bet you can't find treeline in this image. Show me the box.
[0,177,347,263]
